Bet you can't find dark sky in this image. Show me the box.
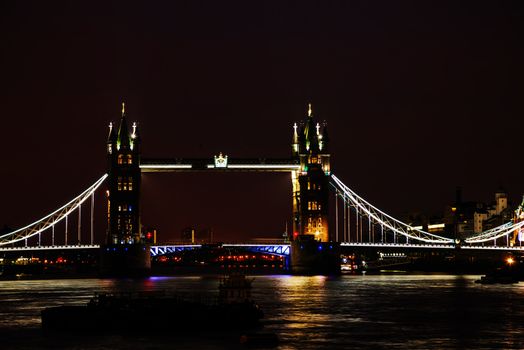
[0,1,522,243]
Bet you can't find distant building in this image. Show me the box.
[444,187,511,239]
[405,212,447,236]
[409,187,513,240]
[482,188,512,231]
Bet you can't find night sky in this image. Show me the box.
[0,1,522,243]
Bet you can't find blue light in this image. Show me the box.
[125,247,128,251]
[329,245,333,249]
[318,245,323,251]
[300,245,304,250]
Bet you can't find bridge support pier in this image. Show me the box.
[290,235,340,274]
[99,244,151,277]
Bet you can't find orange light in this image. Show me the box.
[506,257,515,265]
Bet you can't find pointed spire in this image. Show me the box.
[131,121,141,143]
[292,122,300,156]
[320,121,329,152]
[302,103,319,153]
[117,102,131,150]
[107,122,117,142]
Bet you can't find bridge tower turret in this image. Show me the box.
[102,103,149,276]
[106,103,142,245]
[291,104,331,242]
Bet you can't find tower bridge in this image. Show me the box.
[1,103,523,275]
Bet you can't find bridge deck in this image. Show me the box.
[2,243,522,254]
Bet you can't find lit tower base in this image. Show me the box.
[100,103,151,277]
[290,104,340,274]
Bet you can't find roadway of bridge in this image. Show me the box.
[2,243,523,255]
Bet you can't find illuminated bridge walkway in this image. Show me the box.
[0,243,291,258]
[2,242,522,257]
[1,173,523,253]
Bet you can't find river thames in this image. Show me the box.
[0,274,522,349]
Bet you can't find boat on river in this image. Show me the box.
[41,274,263,332]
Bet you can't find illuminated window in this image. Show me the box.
[128,177,133,191]
[308,201,319,210]
[117,176,123,191]
[117,154,133,165]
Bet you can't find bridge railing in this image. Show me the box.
[150,243,291,257]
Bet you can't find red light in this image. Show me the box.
[146,232,152,239]
[293,232,299,238]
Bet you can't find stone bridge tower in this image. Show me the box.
[106,103,142,245]
[291,104,331,242]
[102,103,149,276]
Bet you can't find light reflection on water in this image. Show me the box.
[0,274,523,349]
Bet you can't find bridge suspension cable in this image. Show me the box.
[463,220,524,244]
[0,174,108,246]
[330,174,454,244]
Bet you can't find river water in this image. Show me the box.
[0,274,522,349]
